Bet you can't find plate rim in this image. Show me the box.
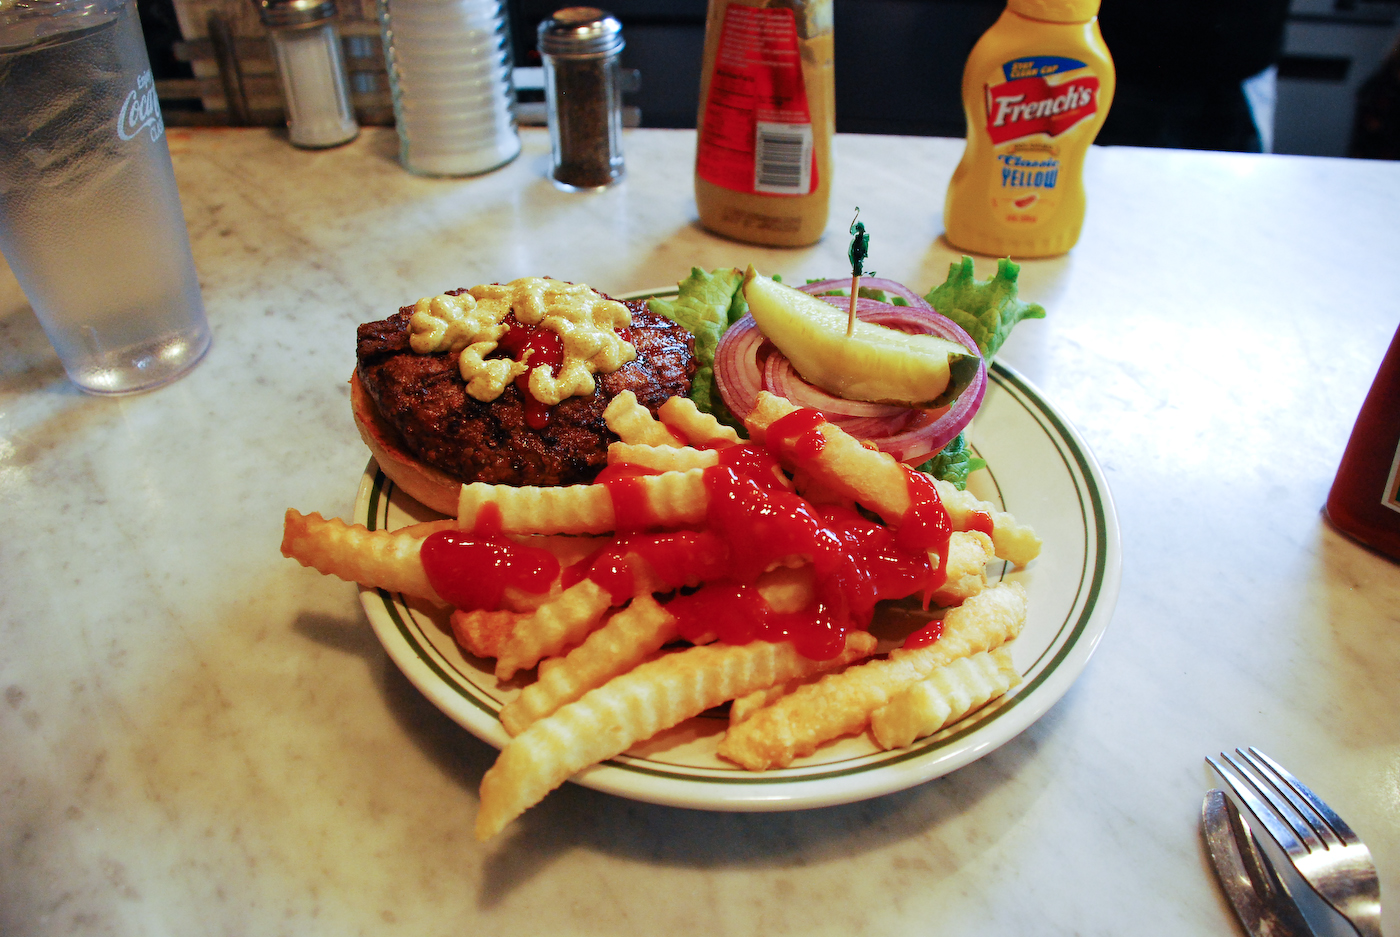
[354,289,1121,811]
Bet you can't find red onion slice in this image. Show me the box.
[829,411,919,438]
[761,350,908,419]
[873,362,986,464]
[714,316,765,420]
[798,277,932,310]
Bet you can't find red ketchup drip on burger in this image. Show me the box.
[496,314,565,430]
[419,529,559,611]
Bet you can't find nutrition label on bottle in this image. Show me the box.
[1384,439,1400,513]
[696,4,817,196]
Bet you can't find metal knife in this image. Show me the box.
[1203,789,1315,937]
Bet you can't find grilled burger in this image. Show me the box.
[353,278,696,515]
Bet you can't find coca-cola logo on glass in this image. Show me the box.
[117,70,165,142]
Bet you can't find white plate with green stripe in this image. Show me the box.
[356,347,1119,813]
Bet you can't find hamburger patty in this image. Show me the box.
[356,297,696,487]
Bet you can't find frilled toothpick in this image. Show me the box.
[847,208,870,337]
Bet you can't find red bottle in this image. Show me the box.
[1325,323,1400,561]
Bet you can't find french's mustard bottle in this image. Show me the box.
[693,0,834,247]
[944,0,1114,258]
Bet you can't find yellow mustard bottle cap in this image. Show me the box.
[1007,0,1100,23]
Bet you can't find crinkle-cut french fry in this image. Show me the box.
[499,595,680,735]
[451,608,520,659]
[929,531,995,608]
[458,470,708,536]
[722,566,821,724]
[754,563,815,612]
[499,582,562,613]
[525,534,609,567]
[281,512,602,610]
[887,581,1025,662]
[632,468,710,527]
[475,631,878,840]
[870,646,1020,750]
[790,469,855,509]
[498,537,604,613]
[729,672,824,726]
[459,483,614,535]
[746,392,909,524]
[607,442,719,473]
[717,582,1027,770]
[746,392,1040,567]
[887,582,1024,664]
[495,579,614,681]
[281,510,442,603]
[931,478,1041,568]
[658,395,742,449]
[603,390,684,446]
[493,535,606,610]
[491,545,683,679]
[730,685,785,726]
[397,519,460,539]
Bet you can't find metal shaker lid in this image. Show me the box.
[538,7,624,58]
[255,0,337,29]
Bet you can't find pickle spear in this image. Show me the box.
[741,265,978,407]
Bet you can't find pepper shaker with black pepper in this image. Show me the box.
[538,7,625,190]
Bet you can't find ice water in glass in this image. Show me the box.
[0,0,211,394]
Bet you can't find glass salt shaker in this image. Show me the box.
[256,0,359,148]
[538,7,625,190]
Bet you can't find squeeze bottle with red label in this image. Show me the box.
[1325,323,1400,562]
[693,0,834,247]
[944,0,1114,258]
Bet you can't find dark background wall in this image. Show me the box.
[509,0,710,129]
[508,0,1002,135]
[142,0,1400,157]
[505,0,1400,156]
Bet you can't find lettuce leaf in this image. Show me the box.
[915,432,985,490]
[647,267,748,427]
[925,257,1045,360]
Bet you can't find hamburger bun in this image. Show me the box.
[351,370,463,517]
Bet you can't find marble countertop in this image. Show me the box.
[2,126,1398,936]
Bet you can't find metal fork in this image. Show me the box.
[1207,747,1384,937]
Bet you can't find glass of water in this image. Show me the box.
[0,0,211,395]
